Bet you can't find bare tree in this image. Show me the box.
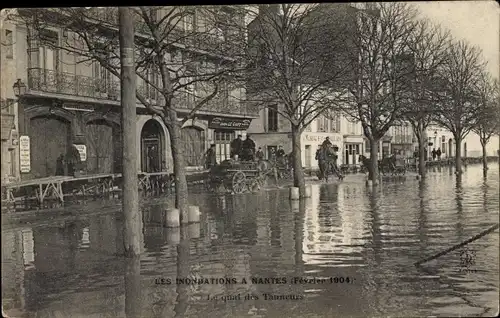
[433,40,486,175]
[472,73,500,172]
[403,19,451,177]
[244,4,354,196]
[10,7,246,214]
[339,2,418,184]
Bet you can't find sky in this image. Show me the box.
[414,0,499,78]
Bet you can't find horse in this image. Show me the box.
[319,147,344,182]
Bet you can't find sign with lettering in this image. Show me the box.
[209,117,252,130]
[19,135,30,173]
[303,133,342,143]
[74,144,87,162]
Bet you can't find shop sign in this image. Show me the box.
[74,144,87,162]
[303,134,342,143]
[19,135,30,173]
[209,117,252,130]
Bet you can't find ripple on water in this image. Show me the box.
[1,164,498,317]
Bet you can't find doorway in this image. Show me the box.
[304,145,311,168]
[141,119,164,172]
[30,115,71,178]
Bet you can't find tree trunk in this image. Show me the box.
[481,139,487,171]
[369,139,379,184]
[119,7,141,257]
[418,134,426,178]
[455,138,462,175]
[168,111,189,222]
[291,124,306,197]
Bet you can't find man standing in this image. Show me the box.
[256,147,264,161]
[205,144,217,169]
[230,135,243,159]
[148,145,159,172]
[432,148,437,161]
[66,143,82,177]
[315,145,325,180]
[276,145,286,166]
[436,148,442,160]
[321,136,332,148]
[241,134,256,161]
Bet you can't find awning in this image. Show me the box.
[1,113,15,141]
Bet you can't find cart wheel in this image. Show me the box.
[231,171,247,194]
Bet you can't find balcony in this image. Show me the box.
[27,68,120,101]
[27,68,258,117]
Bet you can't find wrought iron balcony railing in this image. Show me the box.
[28,68,120,101]
[27,68,258,116]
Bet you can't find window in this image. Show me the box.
[5,29,13,58]
[214,130,234,163]
[181,126,205,166]
[267,104,278,132]
[3,99,15,115]
[93,61,110,93]
[145,63,159,101]
[183,13,194,32]
[38,30,59,71]
[329,116,340,133]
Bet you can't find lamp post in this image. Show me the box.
[13,79,27,97]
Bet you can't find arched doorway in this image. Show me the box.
[30,115,71,178]
[181,126,205,167]
[85,119,121,174]
[141,119,165,172]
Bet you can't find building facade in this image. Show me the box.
[1,18,20,184]
[247,102,367,169]
[1,8,257,182]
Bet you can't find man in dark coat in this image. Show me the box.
[66,144,82,177]
[256,147,264,161]
[432,148,437,161]
[230,135,243,159]
[436,148,442,160]
[321,137,333,148]
[148,145,159,172]
[241,134,256,161]
[56,154,65,176]
[315,145,325,179]
[205,144,217,169]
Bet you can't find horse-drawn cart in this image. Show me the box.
[206,160,269,194]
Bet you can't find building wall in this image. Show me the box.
[1,21,20,184]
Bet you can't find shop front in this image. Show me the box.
[208,117,252,163]
[301,132,343,168]
[343,135,364,166]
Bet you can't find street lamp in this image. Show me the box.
[13,79,27,97]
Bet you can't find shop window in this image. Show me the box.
[214,130,234,163]
[267,104,278,132]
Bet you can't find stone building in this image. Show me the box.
[1,7,257,182]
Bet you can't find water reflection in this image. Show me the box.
[1,165,499,317]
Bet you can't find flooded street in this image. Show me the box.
[2,164,499,317]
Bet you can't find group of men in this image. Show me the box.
[205,134,340,176]
[204,134,258,169]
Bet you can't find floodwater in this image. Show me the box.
[2,164,499,317]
